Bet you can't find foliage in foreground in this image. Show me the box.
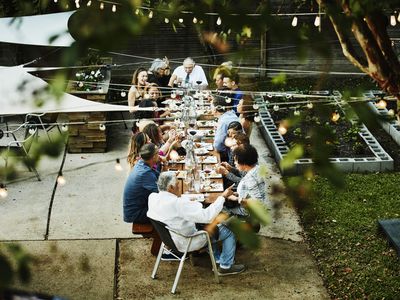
[299,173,400,299]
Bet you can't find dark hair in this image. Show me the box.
[233,144,258,166]
[142,123,162,146]
[228,121,242,131]
[133,99,157,121]
[132,67,147,85]
[233,132,249,146]
[213,91,231,112]
[127,132,147,167]
[226,71,240,84]
[139,143,158,161]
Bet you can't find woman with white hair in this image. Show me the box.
[147,57,171,98]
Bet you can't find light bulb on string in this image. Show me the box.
[170,90,177,99]
[148,10,153,18]
[267,93,273,98]
[99,124,106,131]
[61,123,69,132]
[273,105,280,111]
[306,101,313,109]
[87,0,91,6]
[253,104,259,110]
[225,97,231,103]
[331,112,340,122]
[121,91,126,97]
[216,17,222,25]
[135,8,140,15]
[179,18,184,23]
[54,0,58,3]
[112,4,116,12]
[199,20,204,24]
[164,18,169,23]
[115,158,123,171]
[100,2,104,10]
[278,123,288,135]
[390,14,396,26]
[254,115,261,123]
[314,15,320,27]
[291,16,298,27]
[193,17,198,24]
[0,184,7,199]
[293,109,300,116]
[376,99,387,109]
[57,172,66,186]
[388,109,395,116]
[75,0,80,8]
[28,127,36,135]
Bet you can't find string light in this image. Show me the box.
[164,18,170,23]
[278,123,287,135]
[135,8,140,15]
[253,104,259,110]
[254,115,261,123]
[75,0,80,9]
[331,112,340,122]
[0,184,8,199]
[115,158,123,171]
[225,97,231,103]
[390,14,396,26]
[293,109,300,116]
[193,17,198,24]
[112,4,116,13]
[273,105,280,111]
[216,17,222,25]
[306,101,313,109]
[376,99,387,109]
[57,172,66,186]
[314,15,320,27]
[100,2,104,10]
[148,10,153,18]
[61,123,69,132]
[291,16,298,27]
[53,0,58,3]
[28,127,36,135]
[87,0,91,7]
[120,91,126,97]
[179,18,184,23]
[398,12,400,22]
[99,124,106,131]
[388,109,395,116]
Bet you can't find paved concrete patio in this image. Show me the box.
[0,115,329,299]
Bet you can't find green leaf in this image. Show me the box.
[271,72,287,85]
[280,144,304,170]
[246,199,271,226]
[226,217,260,249]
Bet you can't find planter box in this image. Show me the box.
[255,91,393,175]
[66,68,111,153]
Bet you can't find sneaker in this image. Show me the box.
[217,264,246,276]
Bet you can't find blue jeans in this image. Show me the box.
[212,224,236,268]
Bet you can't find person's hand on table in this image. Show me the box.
[221,184,235,198]
[215,165,229,176]
[227,194,239,201]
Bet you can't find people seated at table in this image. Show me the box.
[147,171,245,275]
[123,143,160,224]
[213,61,233,89]
[168,57,208,88]
[213,93,239,162]
[237,94,255,137]
[142,123,178,160]
[132,99,157,132]
[127,132,150,169]
[225,144,268,219]
[147,58,171,98]
[223,72,243,114]
[144,83,170,118]
[128,67,148,111]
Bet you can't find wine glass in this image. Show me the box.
[188,129,197,137]
[170,90,176,99]
[196,80,202,86]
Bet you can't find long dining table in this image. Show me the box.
[161,93,225,204]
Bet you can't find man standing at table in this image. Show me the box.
[147,171,245,275]
[123,143,160,224]
[168,57,208,88]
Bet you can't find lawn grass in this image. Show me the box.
[298,173,400,299]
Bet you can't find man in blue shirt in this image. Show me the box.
[213,94,239,162]
[123,143,160,223]
[223,73,243,114]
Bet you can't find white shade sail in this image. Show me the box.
[0,11,75,47]
[0,66,129,115]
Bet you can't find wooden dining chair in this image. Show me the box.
[149,218,220,294]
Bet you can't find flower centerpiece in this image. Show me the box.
[75,68,106,92]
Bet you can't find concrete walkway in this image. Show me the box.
[0,116,329,299]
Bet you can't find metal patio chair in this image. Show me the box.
[25,112,61,142]
[149,218,220,294]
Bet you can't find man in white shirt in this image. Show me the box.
[147,171,245,276]
[168,57,208,88]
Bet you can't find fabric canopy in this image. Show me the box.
[0,11,75,47]
[0,66,130,115]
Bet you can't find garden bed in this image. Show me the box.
[256,91,393,174]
